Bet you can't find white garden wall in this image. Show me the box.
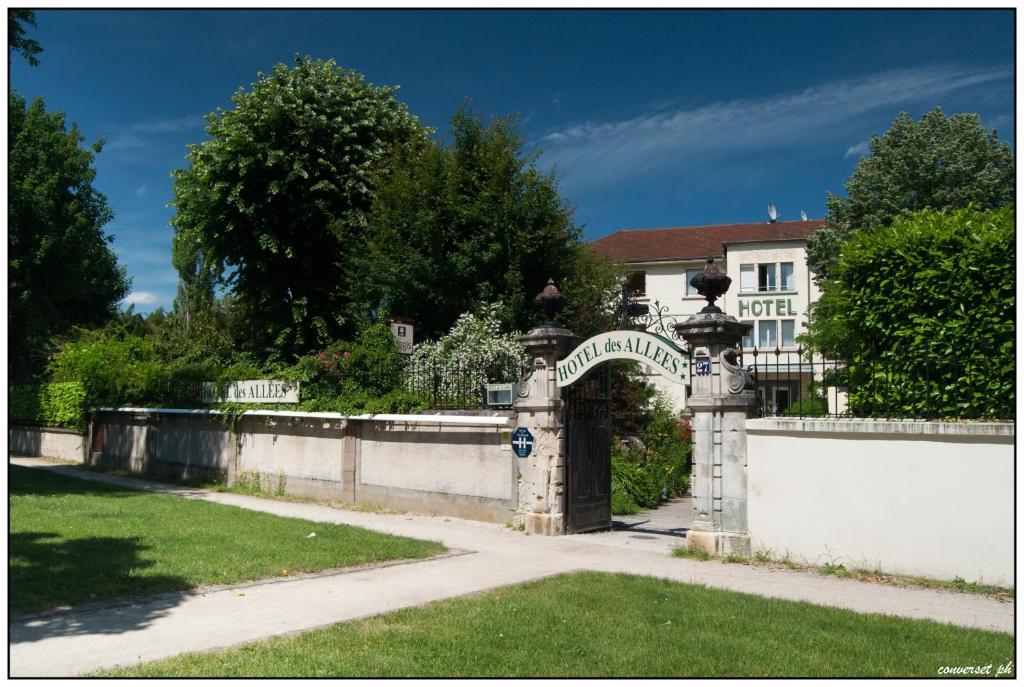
[9,426,86,463]
[56,408,518,524]
[746,418,1014,585]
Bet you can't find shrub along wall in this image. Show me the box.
[804,207,1014,419]
[9,382,88,430]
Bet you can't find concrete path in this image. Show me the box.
[9,457,1014,677]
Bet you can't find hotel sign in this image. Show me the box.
[738,298,797,318]
[201,380,300,404]
[556,331,688,387]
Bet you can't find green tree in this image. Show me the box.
[355,105,582,338]
[170,56,428,362]
[9,9,43,66]
[9,91,130,378]
[807,108,1014,281]
[801,207,1014,419]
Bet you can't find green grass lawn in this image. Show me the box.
[9,465,444,615]
[101,571,1013,678]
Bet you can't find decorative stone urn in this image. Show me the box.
[673,258,757,556]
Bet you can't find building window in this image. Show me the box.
[626,270,646,297]
[780,262,795,291]
[780,320,795,348]
[757,264,777,292]
[742,321,754,349]
[758,319,777,349]
[740,265,755,292]
[685,269,702,296]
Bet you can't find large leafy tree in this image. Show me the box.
[170,56,428,361]
[9,91,130,378]
[355,105,583,338]
[807,107,1014,281]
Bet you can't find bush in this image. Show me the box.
[609,392,693,516]
[297,388,428,415]
[47,330,221,407]
[781,395,830,417]
[641,395,693,498]
[10,382,87,429]
[407,304,529,403]
[611,445,660,513]
[283,321,408,406]
[804,207,1014,419]
[780,381,830,417]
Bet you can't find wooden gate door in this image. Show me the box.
[564,365,612,534]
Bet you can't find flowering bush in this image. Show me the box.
[314,351,348,383]
[284,322,405,399]
[407,304,529,404]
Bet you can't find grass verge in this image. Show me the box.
[98,571,1013,677]
[10,465,444,615]
[672,546,1013,601]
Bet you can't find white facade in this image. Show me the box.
[611,236,819,410]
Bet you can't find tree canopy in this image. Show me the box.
[9,91,130,378]
[9,9,43,66]
[170,56,429,361]
[355,105,584,338]
[807,107,1014,281]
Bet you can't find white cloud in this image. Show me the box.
[135,185,147,195]
[122,291,159,306]
[843,141,870,159]
[107,115,204,152]
[538,64,1011,190]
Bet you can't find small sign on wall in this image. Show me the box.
[511,427,534,458]
[202,380,300,404]
[694,358,711,376]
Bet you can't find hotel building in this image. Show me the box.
[590,219,824,411]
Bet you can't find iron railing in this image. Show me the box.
[405,357,532,409]
[745,347,1012,421]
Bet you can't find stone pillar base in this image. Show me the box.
[687,530,751,557]
[522,512,565,536]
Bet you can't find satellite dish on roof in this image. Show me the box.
[767,203,778,223]
[801,210,808,222]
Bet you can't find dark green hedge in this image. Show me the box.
[10,382,88,429]
[804,207,1014,419]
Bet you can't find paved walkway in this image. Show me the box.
[9,457,1015,677]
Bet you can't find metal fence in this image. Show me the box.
[405,357,532,409]
[745,347,1012,421]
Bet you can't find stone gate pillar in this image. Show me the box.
[674,259,758,556]
[513,280,575,536]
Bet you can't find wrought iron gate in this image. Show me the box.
[563,364,612,534]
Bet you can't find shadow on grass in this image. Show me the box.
[9,463,214,501]
[9,464,144,498]
[10,531,191,641]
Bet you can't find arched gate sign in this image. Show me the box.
[557,330,689,387]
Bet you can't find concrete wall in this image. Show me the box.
[746,418,1014,585]
[357,421,517,523]
[78,408,517,524]
[9,426,86,463]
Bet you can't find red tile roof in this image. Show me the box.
[589,220,824,263]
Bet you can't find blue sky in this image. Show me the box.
[10,9,1014,314]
